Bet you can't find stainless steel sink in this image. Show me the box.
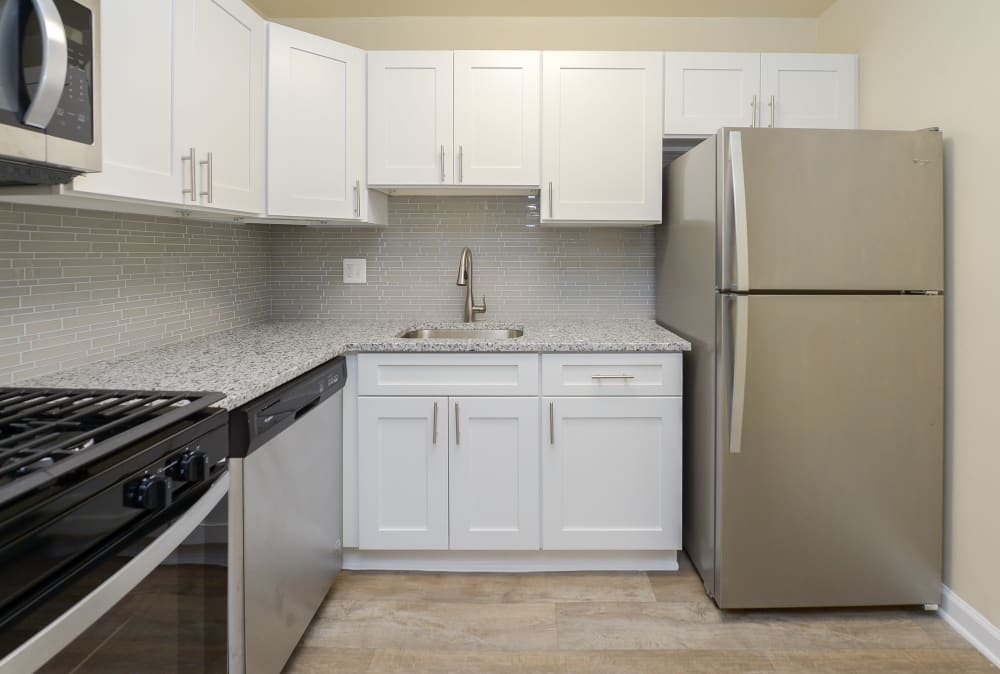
[400,328,523,339]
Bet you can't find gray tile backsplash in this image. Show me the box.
[0,203,269,385]
[2,196,655,383]
[270,196,655,322]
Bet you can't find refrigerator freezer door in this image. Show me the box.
[720,128,943,292]
[716,293,943,608]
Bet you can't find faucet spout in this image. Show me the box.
[455,247,486,322]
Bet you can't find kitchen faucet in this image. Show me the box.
[455,247,487,322]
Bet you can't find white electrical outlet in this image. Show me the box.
[343,258,367,284]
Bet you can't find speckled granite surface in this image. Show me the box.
[20,320,690,410]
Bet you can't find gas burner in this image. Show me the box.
[0,387,225,503]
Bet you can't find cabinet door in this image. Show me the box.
[449,398,540,550]
[542,397,681,550]
[176,0,265,212]
[367,51,453,186]
[663,52,761,135]
[358,397,449,550]
[761,54,858,129]
[541,52,663,224]
[72,0,187,203]
[453,51,540,187]
[267,24,364,219]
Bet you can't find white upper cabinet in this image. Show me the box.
[367,51,540,188]
[761,53,859,130]
[267,24,365,220]
[72,0,183,203]
[541,52,664,225]
[176,0,265,213]
[663,52,858,134]
[367,51,454,186]
[453,51,540,186]
[663,52,761,135]
[72,0,265,213]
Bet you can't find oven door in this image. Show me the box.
[0,472,230,674]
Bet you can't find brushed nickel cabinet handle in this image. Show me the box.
[353,179,360,216]
[549,402,554,445]
[432,401,438,445]
[548,181,553,218]
[198,152,213,204]
[750,95,757,128]
[454,401,460,445]
[768,95,775,128]
[591,374,636,380]
[458,145,464,183]
[182,147,197,201]
[440,145,446,182]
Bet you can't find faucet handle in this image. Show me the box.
[474,296,487,314]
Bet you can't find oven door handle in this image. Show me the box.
[0,472,229,674]
[22,0,68,130]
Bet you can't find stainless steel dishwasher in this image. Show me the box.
[227,357,346,674]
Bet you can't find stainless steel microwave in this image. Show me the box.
[0,0,100,186]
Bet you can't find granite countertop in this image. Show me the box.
[21,319,690,410]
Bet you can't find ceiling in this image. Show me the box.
[248,0,837,19]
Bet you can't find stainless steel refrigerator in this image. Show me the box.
[656,128,944,609]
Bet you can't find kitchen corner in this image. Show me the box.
[1,0,997,671]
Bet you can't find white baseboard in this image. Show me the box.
[940,585,1000,669]
[343,549,678,572]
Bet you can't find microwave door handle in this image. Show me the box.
[22,0,68,129]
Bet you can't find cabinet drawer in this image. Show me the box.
[358,353,539,396]
[541,353,681,396]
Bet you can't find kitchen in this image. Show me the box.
[0,0,998,672]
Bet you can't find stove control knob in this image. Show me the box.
[169,451,209,483]
[124,474,173,510]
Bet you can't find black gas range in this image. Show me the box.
[0,387,230,673]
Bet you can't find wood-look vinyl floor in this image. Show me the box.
[284,556,996,673]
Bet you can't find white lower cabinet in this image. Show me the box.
[358,396,449,550]
[542,396,682,550]
[352,353,682,562]
[449,397,540,550]
[358,394,540,551]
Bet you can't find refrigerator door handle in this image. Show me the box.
[729,131,750,292]
[729,295,749,454]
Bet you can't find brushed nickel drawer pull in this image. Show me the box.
[454,401,460,445]
[549,402,554,445]
[591,374,636,380]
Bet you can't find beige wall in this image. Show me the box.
[273,16,818,51]
[819,0,1000,626]
[250,0,834,19]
